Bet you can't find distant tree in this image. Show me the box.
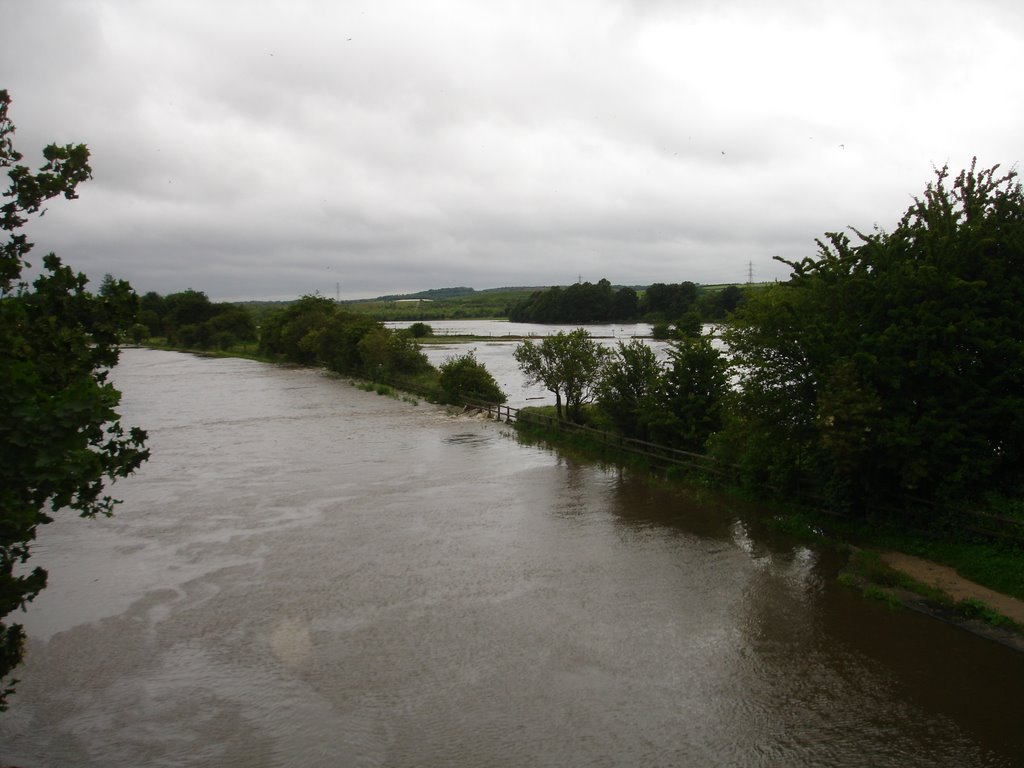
[356,326,431,378]
[675,310,703,339]
[508,280,640,323]
[0,90,148,709]
[129,323,148,344]
[162,289,214,334]
[697,284,745,321]
[258,293,336,364]
[439,351,506,404]
[138,291,166,336]
[514,329,610,422]
[610,286,639,319]
[408,322,433,338]
[258,298,430,381]
[315,310,378,373]
[642,281,699,320]
[650,322,673,340]
[203,305,256,348]
[716,284,744,315]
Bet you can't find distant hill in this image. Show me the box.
[231,283,759,323]
[365,284,648,302]
[372,286,477,301]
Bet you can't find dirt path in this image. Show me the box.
[880,552,1024,625]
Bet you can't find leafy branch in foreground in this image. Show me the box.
[0,89,149,710]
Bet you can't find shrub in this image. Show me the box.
[439,352,506,404]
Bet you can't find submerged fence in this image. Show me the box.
[462,400,1024,547]
[464,400,730,478]
[342,362,1024,547]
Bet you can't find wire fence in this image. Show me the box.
[463,400,1024,547]
[347,361,1024,548]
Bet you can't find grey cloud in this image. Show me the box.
[3,0,1023,300]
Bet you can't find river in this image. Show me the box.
[1,348,1022,767]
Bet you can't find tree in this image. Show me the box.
[610,285,639,320]
[642,281,699,320]
[596,339,662,439]
[162,289,215,335]
[1,90,149,709]
[514,329,610,422]
[649,334,729,452]
[697,284,745,321]
[508,280,640,323]
[258,293,337,364]
[724,160,1024,510]
[356,326,431,378]
[137,291,165,336]
[438,352,507,404]
[203,304,257,349]
[314,309,378,373]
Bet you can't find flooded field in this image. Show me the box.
[2,348,1022,767]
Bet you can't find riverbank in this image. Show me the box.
[839,551,1024,652]
[508,408,1024,648]
[880,552,1024,626]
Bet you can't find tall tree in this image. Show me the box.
[596,339,662,440]
[515,329,610,422]
[649,334,729,452]
[724,160,1024,511]
[0,90,149,709]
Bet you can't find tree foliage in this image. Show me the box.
[438,352,507,405]
[258,295,433,380]
[508,279,638,323]
[722,160,1024,510]
[137,288,256,349]
[0,90,149,709]
[514,329,610,423]
[649,335,729,452]
[642,281,699,320]
[596,340,662,440]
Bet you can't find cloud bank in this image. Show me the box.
[4,0,1022,299]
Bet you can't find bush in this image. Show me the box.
[438,352,506,404]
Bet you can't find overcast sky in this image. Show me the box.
[3,0,1022,300]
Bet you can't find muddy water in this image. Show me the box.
[2,348,1022,767]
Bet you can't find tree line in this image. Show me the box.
[507,277,745,326]
[135,288,257,349]
[257,294,505,405]
[514,329,727,452]
[516,160,1024,520]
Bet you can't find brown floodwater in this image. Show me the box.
[1,348,1022,767]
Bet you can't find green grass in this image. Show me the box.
[344,287,538,321]
[140,339,276,363]
[837,526,1024,602]
[845,550,950,603]
[955,598,1021,630]
[861,584,903,610]
[839,548,1023,631]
